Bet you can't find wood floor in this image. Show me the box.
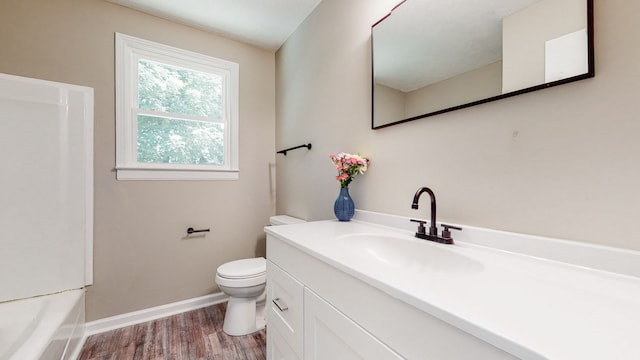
[78,302,266,360]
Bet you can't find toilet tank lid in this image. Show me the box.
[269,215,306,225]
[217,257,266,279]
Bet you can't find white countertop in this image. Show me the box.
[265,214,640,360]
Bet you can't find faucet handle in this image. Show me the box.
[440,224,462,240]
[410,219,427,235]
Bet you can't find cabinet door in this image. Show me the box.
[304,289,404,360]
[267,325,300,360]
[266,260,304,359]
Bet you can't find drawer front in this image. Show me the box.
[267,260,304,358]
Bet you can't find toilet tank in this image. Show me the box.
[269,215,305,226]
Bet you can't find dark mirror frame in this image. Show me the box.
[371,0,595,130]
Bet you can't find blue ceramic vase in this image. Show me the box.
[334,187,355,221]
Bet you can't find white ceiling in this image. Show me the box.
[107,0,323,50]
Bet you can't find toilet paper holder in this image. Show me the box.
[187,227,210,234]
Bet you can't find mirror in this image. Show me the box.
[372,0,594,129]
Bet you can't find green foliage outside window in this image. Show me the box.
[136,60,224,165]
[137,116,224,165]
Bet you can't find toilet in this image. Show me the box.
[215,215,305,336]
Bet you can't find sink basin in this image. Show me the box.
[332,233,483,275]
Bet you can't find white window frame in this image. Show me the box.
[115,33,239,180]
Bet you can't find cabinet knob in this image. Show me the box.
[272,297,289,312]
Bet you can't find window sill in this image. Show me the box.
[116,167,239,181]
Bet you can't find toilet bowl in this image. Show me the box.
[215,257,267,336]
[215,215,305,336]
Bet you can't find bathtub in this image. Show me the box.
[0,290,85,360]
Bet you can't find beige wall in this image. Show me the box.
[276,0,640,252]
[0,0,275,320]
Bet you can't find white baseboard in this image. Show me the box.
[84,292,228,336]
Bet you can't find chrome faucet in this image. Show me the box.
[410,187,461,244]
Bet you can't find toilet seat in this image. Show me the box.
[216,272,266,288]
[217,257,266,279]
[216,257,266,288]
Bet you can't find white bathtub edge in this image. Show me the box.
[61,294,85,360]
[82,292,227,337]
[4,290,85,360]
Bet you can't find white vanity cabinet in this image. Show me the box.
[267,257,402,360]
[266,234,517,360]
[304,288,403,360]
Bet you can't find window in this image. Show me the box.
[115,33,239,180]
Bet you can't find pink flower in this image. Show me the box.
[329,152,369,188]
